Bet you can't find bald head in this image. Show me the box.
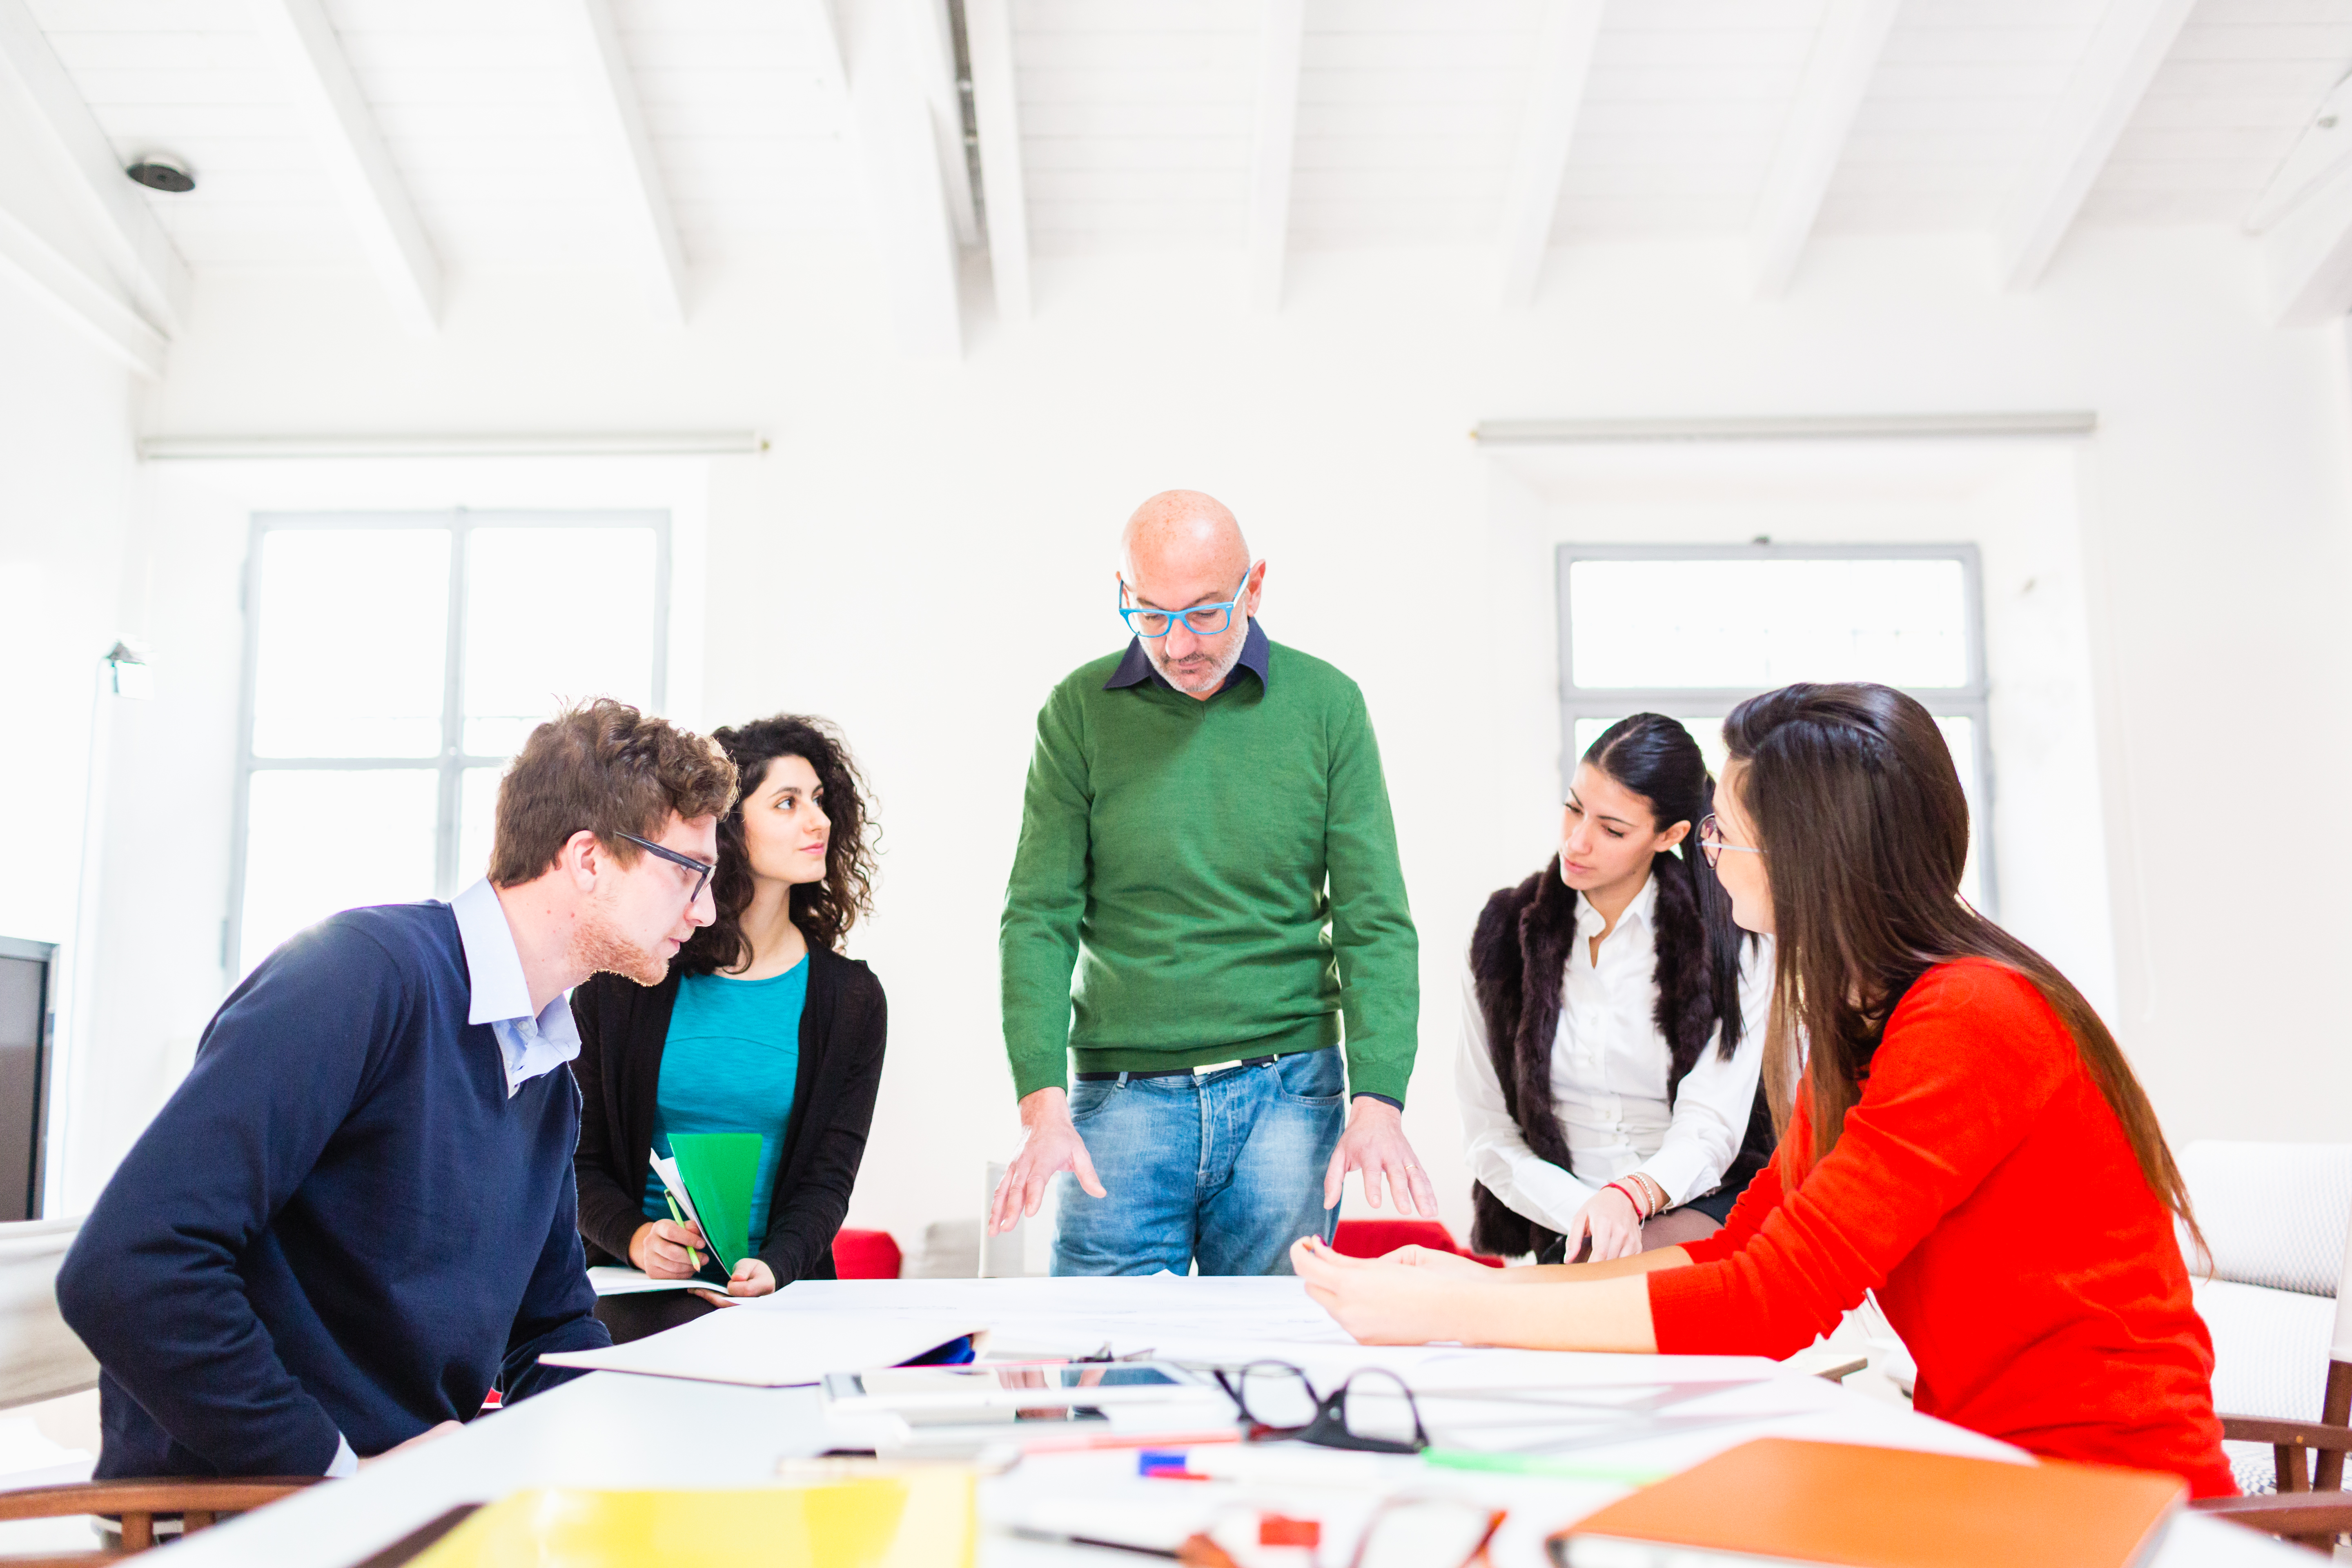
[1116,490,1264,701]
[1120,490,1250,586]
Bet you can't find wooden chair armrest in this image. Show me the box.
[2219,1415,2352,1452]
[0,1478,318,1523]
[2194,1492,2352,1538]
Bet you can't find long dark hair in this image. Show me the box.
[677,714,878,972]
[1722,682,2201,1252]
[1584,714,1755,1058]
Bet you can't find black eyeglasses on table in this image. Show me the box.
[1211,1360,1430,1454]
[613,831,717,904]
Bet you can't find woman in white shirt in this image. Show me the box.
[1458,713,1773,1263]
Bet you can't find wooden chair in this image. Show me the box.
[0,1476,316,1562]
[2179,1141,2352,1552]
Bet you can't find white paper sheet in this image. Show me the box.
[749,1276,1780,1392]
[541,1305,979,1387]
[587,1266,700,1296]
[648,1154,700,1230]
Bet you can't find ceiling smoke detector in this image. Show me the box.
[124,155,194,194]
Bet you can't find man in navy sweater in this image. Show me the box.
[59,699,739,1479]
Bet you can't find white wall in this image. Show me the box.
[0,281,140,1214]
[58,225,2352,1247]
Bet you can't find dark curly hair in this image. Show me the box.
[677,714,878,973]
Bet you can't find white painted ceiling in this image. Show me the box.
[12,0,2352,344]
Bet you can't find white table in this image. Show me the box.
[152,1358,2308,1568]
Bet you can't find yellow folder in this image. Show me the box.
[410,1470,974,1568]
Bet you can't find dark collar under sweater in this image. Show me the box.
[1465,858,1771,1260]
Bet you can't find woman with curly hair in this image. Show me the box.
[570,715,886,1341]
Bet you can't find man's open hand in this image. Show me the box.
[1321,1097,1437,1216]
[988,1087,1106,1235]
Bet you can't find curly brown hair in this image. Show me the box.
[487,699,737,888]
[677,714,879,971]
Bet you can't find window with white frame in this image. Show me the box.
[230,511,669,977]
[1557,543,1994,911]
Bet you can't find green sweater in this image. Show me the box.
[999,635,1418,1104]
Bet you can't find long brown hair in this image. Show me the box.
[1722,682,2201,1254]
[677,713,878,970]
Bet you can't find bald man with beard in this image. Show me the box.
[990,491,1433,1276]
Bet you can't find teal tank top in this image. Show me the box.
[641,958,806,1250]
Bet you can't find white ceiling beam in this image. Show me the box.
[963,0,1029,323]
[0,200,167,377]
[1495,0,1606,310]
[818,0,961,358]
[2262,160,2352,326]
[1995,0,2196,292]
[0,0,188,336]
[900,0,978,250]
[1243,0,1305,315]
[546,0,688,323]
[1748,0,1901,299]
[246,0,440,334]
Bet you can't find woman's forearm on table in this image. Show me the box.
[1493,1245,1693,1283]
[1463,1271,1660,1352]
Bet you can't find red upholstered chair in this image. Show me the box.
[1330,1219,1502,1267]
[832,1228,904,1279]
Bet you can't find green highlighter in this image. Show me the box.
[663,1133,763,1275]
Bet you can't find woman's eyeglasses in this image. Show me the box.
[1696,814,1762,872]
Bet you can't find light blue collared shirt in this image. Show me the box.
[449,878,582,1098]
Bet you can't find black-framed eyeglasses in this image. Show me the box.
[614,831,717,906]
[1696,814,1763,872]
[1211,1360,1430,1454]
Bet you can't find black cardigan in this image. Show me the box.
[569,945,887,1285]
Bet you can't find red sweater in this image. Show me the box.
[1647,960,2232,1497]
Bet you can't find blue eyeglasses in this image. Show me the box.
[1118,566,1257,639]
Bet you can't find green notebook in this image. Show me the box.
[662,1132,764,1273]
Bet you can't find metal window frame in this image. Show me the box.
[1556,541,1996,915]
[227,509,671,978]
[0,937,57,1220]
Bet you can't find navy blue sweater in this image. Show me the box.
[58,902,610,1479]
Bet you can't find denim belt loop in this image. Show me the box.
[1117,1071,1131,1087]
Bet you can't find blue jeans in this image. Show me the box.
[1052,1047,1345,1277]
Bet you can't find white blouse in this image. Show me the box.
[1455,871,1773,1236]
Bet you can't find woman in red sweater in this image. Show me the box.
[1294,682,2232,1496]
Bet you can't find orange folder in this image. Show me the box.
[1548,1438,2186,1568]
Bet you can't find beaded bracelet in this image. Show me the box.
[1633,1172,1665,1216]
[1605,1180,1649,1220]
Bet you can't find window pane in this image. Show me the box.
[462,527,657,757]
[457,765,504,890]
[251,530,449,757]
[1567,558,1970,690]
[1937,716,1983,909]
[240,770,439,976]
